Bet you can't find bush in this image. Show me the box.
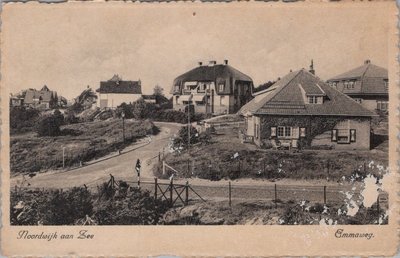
[10,106,41,134]
[35,112,64,137]
[94,188,169,225]
[11,187,93,225]
[173,126,200,148]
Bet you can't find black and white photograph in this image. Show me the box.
[1,1,398,257]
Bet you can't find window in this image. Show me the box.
[384,80,389,92]
[175,96,179,104]
[331,82,337,88]
[277,126,292,138]
[174,85,180,92]
[197,84,206,93]
[348,81,355,89]
[219,84,225,92]
[308,96,318,104]
[332,129,356,144]
[377,101,388,111]
[271,127,277,137]
[300,127,306,137]
[220,96,225,106]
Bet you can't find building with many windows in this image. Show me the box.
[171,60,254,115]
[239,68,375,150]
[327,60,388,113]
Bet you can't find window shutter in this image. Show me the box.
[293,127,299,139]
[350,129,356,142]
[300,127,306,137]
[271,127,276,137]
[331,129,338,142]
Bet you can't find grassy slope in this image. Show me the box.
[10,119,158,175]
[155,125,388,181]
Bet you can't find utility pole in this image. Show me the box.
[188,94,193,150]
[62,147,66,169]
[121,111,126,143]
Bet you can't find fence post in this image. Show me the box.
[187,160,190,176]
[274,184,277,208]
[169,178,174,207]
[324,186,327,204]
[377,195,380,224]
[185,181,189,205]
[263,160,266,175]
[158,152,161,162]
[229,181,232,207]
[154,177,158,200]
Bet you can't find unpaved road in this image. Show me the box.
[10,122,183,189]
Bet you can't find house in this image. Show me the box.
[142,95,157,104]
[96,74,142,109]
[171,60,254,115]
[9,96,24,107]
[239,68,376,150]
[24,85,58,109]
[327,60,388,113]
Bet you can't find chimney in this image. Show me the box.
[309,59,315,75]
[364,59,371,64]
[198,61,203,66]
[208,60,217,67]
[224,60,228,65]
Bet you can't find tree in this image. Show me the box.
[35,112,64,137]
[153,85,164,96]
[254,81,275,93]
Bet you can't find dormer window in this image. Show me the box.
[219,84,225,92]
[308,96,318,104]
[174,85,180,92]
[384,80,389,92]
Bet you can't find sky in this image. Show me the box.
[2,2,391,100]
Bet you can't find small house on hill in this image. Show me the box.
[171,60,254,115]
[239,69,375,150]
[327,60,388,113]
[24,85,58,109]
[96,74,142,109]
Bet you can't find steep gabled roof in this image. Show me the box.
[327,61,388,95]
[239,69,375,117]
[97,76,142,94]
[24,89,55,104]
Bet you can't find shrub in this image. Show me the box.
[93,188,169,225]
[10,106,41,134]
[35,113,64,137]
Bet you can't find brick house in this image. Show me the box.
[327,60,388,113]
[239,69,375,150]
[96,74,142,109]
[171,60,254,115]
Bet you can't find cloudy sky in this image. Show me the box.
[2,2,391,99]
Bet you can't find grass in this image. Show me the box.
[10,119,158,175]
[154,125,388,182]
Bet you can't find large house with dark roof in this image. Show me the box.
[24,85,58,109]
[171,60,254,115]
[327,60,388,113]
[239,69,375,150]
[96,74,142,109]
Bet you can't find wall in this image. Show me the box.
[256,115,371,150]
[98,93,142,109]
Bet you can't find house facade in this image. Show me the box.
[24,85,58,109]
[96,75,142,109]
[171,60,254,115]
[327,60,388,113]
[239,69,375,150]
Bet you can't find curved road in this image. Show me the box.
[11,122,183,189]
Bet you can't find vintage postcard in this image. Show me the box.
[1,1,398,256]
